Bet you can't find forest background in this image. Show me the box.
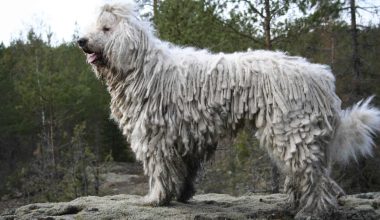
[1,0,380,211]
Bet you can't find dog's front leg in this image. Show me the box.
[131,134,188,206]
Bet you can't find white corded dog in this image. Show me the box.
[78,2,380,219]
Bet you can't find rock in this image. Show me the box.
[1,193,379,220]
[99,162,148,196]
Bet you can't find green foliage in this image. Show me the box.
[308,0,343,22]
[101,121,135,162]
[155,0,259,52]
[199,128,275,195]
[234,130,251,162]
[0,30,134,201]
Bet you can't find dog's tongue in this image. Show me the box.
[86,53,98,63]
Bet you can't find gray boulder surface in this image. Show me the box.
[1,192,379,220]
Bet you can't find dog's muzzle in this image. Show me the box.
[77,38,104,65]
[77,38,88,48]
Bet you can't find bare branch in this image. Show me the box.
[213,16,261,43]
[357,5,380,9]
[240,0,265,18]
[356,6,380,13]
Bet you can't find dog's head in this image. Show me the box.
[78,2,143,69]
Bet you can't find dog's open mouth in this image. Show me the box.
[86,53,99,64]
[86,52,102,64]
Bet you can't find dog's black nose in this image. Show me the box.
[77,38,88,47]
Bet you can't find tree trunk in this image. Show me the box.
[350,0,361,93]
[263,0,279,193]
[264,0,272,50]
[94,124,100,195]
[330,31,335,71]
[81,140,89,195]
[153,0,159,23]
[49,107,56,172]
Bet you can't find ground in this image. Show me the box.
[1,192,380,220]
[1,162,380,219]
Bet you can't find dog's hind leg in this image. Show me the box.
[176,142,217,203]
[176,158,199,203]
[281,142,345,219]
[283,175,300,211]
[265,121,344,219]
[294,158,344,219]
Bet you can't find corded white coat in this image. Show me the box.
[80,2,380,218]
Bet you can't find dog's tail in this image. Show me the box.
[330,96,380,165]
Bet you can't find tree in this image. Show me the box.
[212,0,311,50]
[155,0,266,52]
[311,0,380,94]
[0,29,135,201]
[350,0,360,80]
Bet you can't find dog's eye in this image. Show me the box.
[103,27,111,32]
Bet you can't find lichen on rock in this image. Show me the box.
[1,192,379,220]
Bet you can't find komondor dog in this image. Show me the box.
[78,2,380,219]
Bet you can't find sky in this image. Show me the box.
[1,0,380,46]
[0,0,109,45]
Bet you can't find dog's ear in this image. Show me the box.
[101,2,138,20]
[104,24,138,73]
[101,4,113,12]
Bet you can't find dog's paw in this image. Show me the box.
[294,207,334,220]
[140,195,170,207]
[294,211,322,220]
